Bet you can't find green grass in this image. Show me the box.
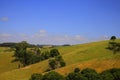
[0,40,120,80]
[0,47,18,74]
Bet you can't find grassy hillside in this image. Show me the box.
[0,47,18,74]
[0,40,120,80]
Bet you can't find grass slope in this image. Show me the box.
[0,40,120,80]
[0,47,18,75]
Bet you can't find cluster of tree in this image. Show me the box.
[30,71,64,80]
[0,42,17,47]
[29,68,120,80]
[107,36,120,54]
[48,55,66,70]
[0,42,36,48]
[12,41,62,67]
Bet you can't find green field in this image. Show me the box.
[0,40,120,80]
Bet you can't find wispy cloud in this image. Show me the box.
[39,30,47,33]
[34,30,47,37]
[0,17,9,21]
[0,30,110,45]
[0,34,12,37]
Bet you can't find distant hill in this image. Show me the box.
[0,39,120,80]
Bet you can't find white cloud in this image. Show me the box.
[34,30,47,37]
[75,35,81,38]
[0,17,9,21]
[39,30,47,33]
[0,34,12,37]
[0,32,88,45]
[0,31,96,45]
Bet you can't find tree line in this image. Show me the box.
[29,67,120,80]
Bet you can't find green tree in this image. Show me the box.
[35,47,41,55]
[59,60,66,67]
[100,70,114,80]
[42,51,50,59]
[12,41,29,67]
[110,36,116,41]
[74,68,80,73]
[55,55,66,67]
[81,68,102,80]
[66,72,87,80]
[107,42,120,54]
[29,73,43,80]
[50,49,60,57]
[109,68,120,80]
[43,71,65,80]
[81,68,97,74]
[48,59,57,69]
[100,68,120,80]
[55,55,62,61]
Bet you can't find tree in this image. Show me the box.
[50,49,60,57]
[59,60,66,67]
[66,72,87,80]
[48,55,66,70]
[74,68,80,73]
[100,68,120,80]
[81,68,97,74]
[109,68,120,80]
[29,73,43,80]
[12,41,30,67]
[55,55,62,61]
[110,36,116,41]
[48,59,58,69]
[107,41,120,54]
[100,70,114,80]
[42,51,50,59]
[43,71,65,80]
[35,47,41,55]
[81,68,102,80]
[55,55,66,67]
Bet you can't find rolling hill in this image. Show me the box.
[0,39,120,80]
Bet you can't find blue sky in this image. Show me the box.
[0,0,120,44]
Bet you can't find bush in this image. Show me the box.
[59,60,66,67]
[50,49,60,57]
[48,59,57,69]
[81,68,97,74]
[55,55,66,67]
[81,68,102,80]
[29,73,42,80]
[43,71,65,80]
[55,55,62,61]
[74,68,80,73]
[48,55,66,70]
[100,70,114,80]
[66,72,87,80]
[109,68,120,80]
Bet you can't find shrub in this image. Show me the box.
[100,70,114,80]
[29,73,42,80]
[66,72,87,80]
[81,68,102,80]
[43,71,65,80]
[48,59,57,69]
[74,68,80,73]
[109,68,120,80]
[50,49,60,57]
[59,60,66,67]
